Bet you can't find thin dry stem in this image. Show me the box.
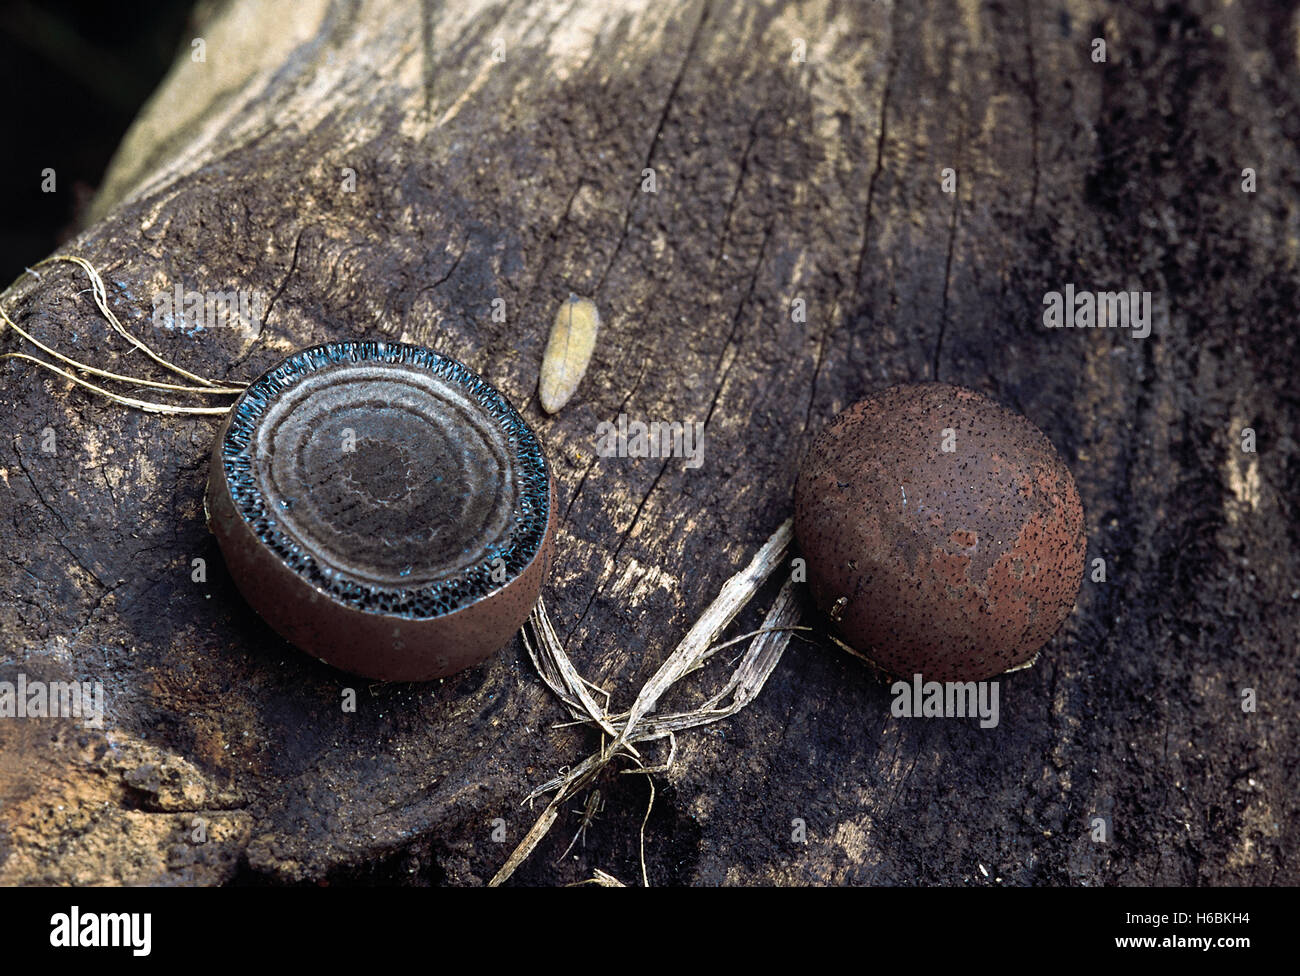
[1,254,246,415]
[566,869,627,887]
[490,519,799,887]
[0,353,236,415]
[0,312,244,394]
[23,255,244,389]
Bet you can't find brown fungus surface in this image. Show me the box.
[794,383,1086,681]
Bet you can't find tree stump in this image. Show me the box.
[1,0,1296,885]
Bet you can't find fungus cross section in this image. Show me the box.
[221,342,549,618]
[258,363,516,587]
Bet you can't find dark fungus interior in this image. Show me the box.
[206,340,554,681]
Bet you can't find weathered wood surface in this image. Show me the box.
[1,0,1296,885]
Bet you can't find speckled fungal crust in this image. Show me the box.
[794,383,1086,682]
[205,341,555,681]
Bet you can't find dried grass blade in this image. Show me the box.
[616,519,792,741]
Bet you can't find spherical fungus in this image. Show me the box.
[794,383,1085,681]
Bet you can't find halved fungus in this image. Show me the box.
[794,383,1086,682]
[204,340,555,681]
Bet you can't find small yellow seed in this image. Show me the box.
[538,294,599,414]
